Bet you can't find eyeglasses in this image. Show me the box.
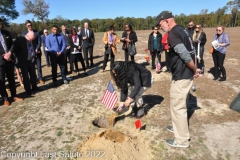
[27,25,32,27]
[44,32,48,33]
[188,24,193,26]
[216,29,222,32]
[196,27,200,29]
[159,20,166,28]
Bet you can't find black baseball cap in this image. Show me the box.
[154,11,174,27]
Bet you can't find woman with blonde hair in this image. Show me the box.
[211,25,230,81]
[192,24,207,73]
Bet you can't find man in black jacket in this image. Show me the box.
[155,11,202,148]
[79,22,95,67]
[10,31,39,95]
[0,19,23,106]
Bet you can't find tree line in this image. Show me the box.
[2,0,240,38]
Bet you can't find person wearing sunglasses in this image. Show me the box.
[192,24,207,73]
[121,24,138,62]
[212,25,230,81]
[148,26,163,69]
[155,11,202,148]
[186,20,195,38]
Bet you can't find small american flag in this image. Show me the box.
[101,81,118,110]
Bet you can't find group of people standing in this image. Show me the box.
[0,19,97,106]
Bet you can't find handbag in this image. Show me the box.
[105,46,112,54]
[128,42,136,56]
[156,61,161,73]
[209,47,214,54]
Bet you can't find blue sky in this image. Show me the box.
[11,0,229,24]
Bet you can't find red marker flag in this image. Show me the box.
[101,81,118,110]
[134,119,142,129]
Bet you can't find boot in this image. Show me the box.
[219,76,226,81]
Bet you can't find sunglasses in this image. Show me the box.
[154,29,158,30]
[196,27,200,29]
[27,25,32,27]
[216,29,222,32]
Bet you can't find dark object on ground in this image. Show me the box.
[230,93,240,112]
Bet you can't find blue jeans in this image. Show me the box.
[50,53,66,82]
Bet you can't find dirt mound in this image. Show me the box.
[77,130,152,160]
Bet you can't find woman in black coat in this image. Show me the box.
[111,61,153,117]
[192,24,207,73]
[120,24,138,62]
[148,26,163,69]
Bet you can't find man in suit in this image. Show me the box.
[61,25,70,74]
[0,18,23,106]
[41,29,51,67]
[10,31,40,96]
[77,26,81,35]
[79,22,95,67]
[22,20,44,84]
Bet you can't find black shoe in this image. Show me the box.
[219,77,226,81]
[91,63,94,67]
[151,66,156,69]
[26,91,34,96]
[84,72,88,76]
[213,77,218,80]
[32,87,41,91]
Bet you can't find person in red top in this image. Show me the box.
[161,33,171,72]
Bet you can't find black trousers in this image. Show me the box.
[50,53,66,82]
[212,50,226,77]
[151,50,161,68]
[78,53,86,71]
[102,51,114,70]
[43,50,51,66]
[83,46,93,66]
[70,53,79,72]
[64,49,70,73]
[0,62,16,100]
[19,60,37,93]
[124,49,134,62]
[35,54,43,80]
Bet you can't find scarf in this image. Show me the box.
[72,34,78,43]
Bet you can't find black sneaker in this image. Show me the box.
[167,126,174,133]
[166,139,189,148]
